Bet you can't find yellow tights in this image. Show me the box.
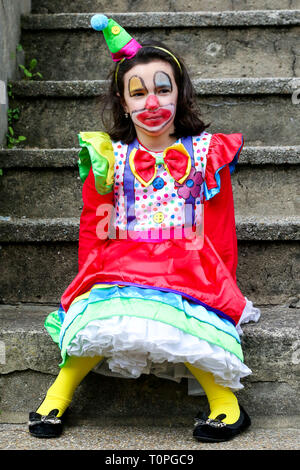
[185,363,240,424]
[37,355,103,417]
[37,356,240,424]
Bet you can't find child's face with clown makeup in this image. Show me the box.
[122,61,178,142]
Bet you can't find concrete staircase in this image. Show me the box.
[0,1,299,426]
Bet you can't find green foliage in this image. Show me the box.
[19,58,43,81]
[6,83,26,149]
[5,45,43,148]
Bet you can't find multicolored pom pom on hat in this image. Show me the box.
[90,14,142,62]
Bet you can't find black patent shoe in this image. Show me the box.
[193,406,251,443]
[28,409,67,438]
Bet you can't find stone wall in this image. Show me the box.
[0,0,31,147]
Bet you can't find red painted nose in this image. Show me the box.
[145,94,160,110]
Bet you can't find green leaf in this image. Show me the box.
[16,44,23,52]
[0,169,3,176]
[8,127,14,136]
[29,59,37,70]
[18,136,27,141]
[36,72,43,79]
[24,69,33,78]
[18,64,25,70]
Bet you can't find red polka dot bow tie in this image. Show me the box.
[129,143,192,187]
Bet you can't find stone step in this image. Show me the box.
[0,217,299,305]
[20,11,300,79]
[0,303,299,421]
[2,145,299,167]
[31,0,300,14]
[7,78,300,148]
[1,215,299,242]
[10,77,300,97]
[0,146,299,218]
[22,11,300,28]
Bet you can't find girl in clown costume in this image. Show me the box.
[29,15,260,442]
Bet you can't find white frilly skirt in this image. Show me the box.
[45,285,260,396]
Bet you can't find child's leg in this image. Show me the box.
[185,362,240,424]
[37,355,103,417]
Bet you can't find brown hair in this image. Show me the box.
[101,41,209,144]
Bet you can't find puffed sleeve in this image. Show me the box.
[78,131,115,195]
[203,133,244,201]
[203,133,244,282]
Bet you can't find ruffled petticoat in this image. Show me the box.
[45,285,260,396]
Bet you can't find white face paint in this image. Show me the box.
[123,61,178,137]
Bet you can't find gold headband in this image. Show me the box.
[114,46,182,86]
[151,46,182,73]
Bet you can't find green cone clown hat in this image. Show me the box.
[90,14,142,62]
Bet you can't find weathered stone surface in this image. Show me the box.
[235,216,300,240]
[241,306,300,383]
[30,0,300,14]
[0,241,299,305]
[22,11,300,30]
[0,161,298,218]
[20,25,300,79]
[1,146,299,167]
[236,241,300,305]
[0,168,83,217]
[0,148,79,167]
[0,218,80,242]
[233,165,299,218]
[0,242,78,304]
[0,304,61,375]
[0,0,31,146]
[10,78,300,97]
[8,94,300,148]
[1,369,299,423]
[0,216,299,242]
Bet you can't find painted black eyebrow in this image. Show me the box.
[128,75,148,96]
[154,71,173,91]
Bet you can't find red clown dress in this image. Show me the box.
[44,130,260,395]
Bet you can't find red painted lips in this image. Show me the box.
[137,108,172,127]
